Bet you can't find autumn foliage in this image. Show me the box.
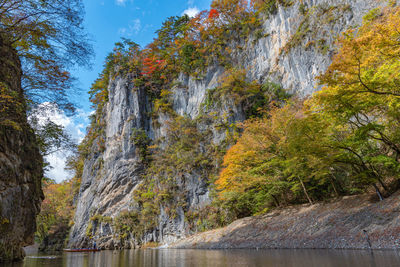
[0,0,92,113]
[215,6,400,219]
[141,57,166,77]
[36,179,77,250]
[208,9,220,19]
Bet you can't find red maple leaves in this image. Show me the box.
[208,9,219,19]
[141,56,166,76]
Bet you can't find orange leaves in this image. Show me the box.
[141,56,166,77]
[138,53,169,97]
[217,119,265,193]
[208,9,220,19]
[40,179,75,221]
[211,0,249,16]
[217,142,253,192]
[36,178,79,243]
[216,102,305,195]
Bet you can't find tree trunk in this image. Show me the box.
[377,178,389,193]
[272,194,280,207]
[298,177,313,205]
[330,174,339,197]
[372,183,384,201]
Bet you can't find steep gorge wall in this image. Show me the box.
[70,75,153,248]
[0,35,43,261]
[69,0,382,248]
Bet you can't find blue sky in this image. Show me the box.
[46,0,212,182]
[71,0,212,113]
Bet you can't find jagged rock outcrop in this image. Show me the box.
[69,0,383,248]
[69,75,153,248]
[0,35,43,261]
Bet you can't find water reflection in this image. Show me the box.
[3,248,400,267]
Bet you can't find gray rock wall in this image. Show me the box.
[0,35,43,261]
[241,0,379,95]
[69,74,152,248]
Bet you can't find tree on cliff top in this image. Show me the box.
[0,0,93,113]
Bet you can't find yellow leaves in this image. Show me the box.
[0,84,17,109]
[218,141,259,192]
[0,218,9,225]
[46,180,74,213]
[311,6,400,121]
[215,68,268,108]
[216,107,282,193]
[15,38,31,51]
[215,98,339,211]
[319,5,400,99]
[0,82,23,130]
[362,8,381,23]
[216,5,400,216]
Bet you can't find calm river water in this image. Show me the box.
[3,248,400,267]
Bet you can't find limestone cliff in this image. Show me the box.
[69,0,382,248]
[0,35,43,261]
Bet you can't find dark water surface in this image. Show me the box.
[3,248,400,267]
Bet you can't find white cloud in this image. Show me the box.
[116,0,126,6]
[46,152,72,183]
[182,7,200,18]
[118,18,142,36]
[30,103,91,182]
[116,0,135,6]
[118,28,127,35]
[131,19,141,34]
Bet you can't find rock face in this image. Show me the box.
[69,75,153,248]
[0,35,43,261]
[69,0,382,248]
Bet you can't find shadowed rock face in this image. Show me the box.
[68,0,381,248]
[0,35,43,262]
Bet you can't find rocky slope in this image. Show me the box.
[0,35,43,261]
[170,192,400,249]
[69,0,383,248]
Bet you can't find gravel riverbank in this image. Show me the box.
[170,192,400,250]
